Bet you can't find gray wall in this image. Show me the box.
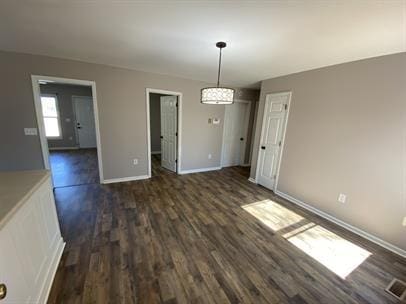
[149,93,165,153]
[0,51,229,178]
[250,52,406,251]
[40,83,92,149]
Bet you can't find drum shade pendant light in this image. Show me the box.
[201,42,234,105]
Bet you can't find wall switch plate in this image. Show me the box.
[402,217,406,227]
[208,154,212,159]
[24,128,38,136]
[338,193,346,203]
[133,159,138,165]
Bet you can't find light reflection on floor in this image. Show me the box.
[242,199,371,279]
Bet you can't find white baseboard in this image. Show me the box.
[179,166,221,175]
[275,190,406,258]
[39,237,65,303]
[102,175,150,184]
[248,177,257,183]
[151,151,161,155]
[241,163,251,167]
[49,147,79,151]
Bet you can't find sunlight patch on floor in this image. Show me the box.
[242,199,371,279]
[242,199,304,231]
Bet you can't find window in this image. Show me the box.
[41,95,61,138]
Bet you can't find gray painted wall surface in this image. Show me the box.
[40,83,92,148]
[0,51,232,177]
[149,93,165,153]
[250,52,406,251]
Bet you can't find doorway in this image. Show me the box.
[146,88,182,177]
[32,75,103,187]
[255,92,291,190]
[221,100,251,167]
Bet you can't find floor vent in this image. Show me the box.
[385,278,406,300]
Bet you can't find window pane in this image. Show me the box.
[44,117,60,137]
[41,97,58,117]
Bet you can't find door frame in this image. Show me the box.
[31,75,104,183]
[72,95,96,148]
[221,99,252,167]
[255,91,292,190]
[146,88,182,177]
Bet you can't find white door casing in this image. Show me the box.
[221,101,251,167]
[160,95,177,172]
[257,92,291,190]
[73,96,97,148]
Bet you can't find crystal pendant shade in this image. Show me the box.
[201,87,234,105]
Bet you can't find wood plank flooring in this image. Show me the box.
[48,154,406,303]
[49,149,99,187]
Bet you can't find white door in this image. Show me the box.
[73,96,97,148]
[222,102,251,167]
[160,96,177,172]
[257,92,290,190]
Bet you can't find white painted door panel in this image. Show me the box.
[160,96,177,172]
[257,93,290,190]
[73,96,97,148]
[222,102,250,167]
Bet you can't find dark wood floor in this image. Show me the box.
[48,153,406,303]
[49,149,99,188]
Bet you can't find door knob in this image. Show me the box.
[0,283,7,300]
[240,138,244,141]
[261,146,266,150]
[160,136,163,139]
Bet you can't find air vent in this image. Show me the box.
[385,278,406,300]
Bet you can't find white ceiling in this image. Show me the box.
[0,1,405,88]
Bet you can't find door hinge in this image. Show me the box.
[175,159,178,163]
[176,102,178,107]
[278,141,282,147]
[175,132,178,136]
[284,104,288,110]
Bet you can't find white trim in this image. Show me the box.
[151,151,161,155]
[179,166,221,175]
[48,147,79,151]
[103,175,150,184]
[146,88,182,177]
[31,75,104,183]
[221,99,251,167]
[255,91,292,189]
[241,163,251,167]
[39,238,65,303]
[275,190,406,258]
[248,177,257,183]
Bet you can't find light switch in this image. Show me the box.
[24,128,38,136]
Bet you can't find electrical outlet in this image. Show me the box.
[133,159,138,165]
[208,154,212,159]
[338,193,346,204]
[402,217,406,227]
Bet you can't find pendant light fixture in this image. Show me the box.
[201,42,234,105]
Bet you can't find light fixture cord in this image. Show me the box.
[217,47,222,87]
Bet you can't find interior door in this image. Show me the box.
[257,93,290,189]
[73,96,96,148]
[222,102,250,167]
[160,95,177,172]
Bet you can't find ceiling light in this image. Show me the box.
[201,42,234,105]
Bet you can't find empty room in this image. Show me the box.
[0,1,405,304]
